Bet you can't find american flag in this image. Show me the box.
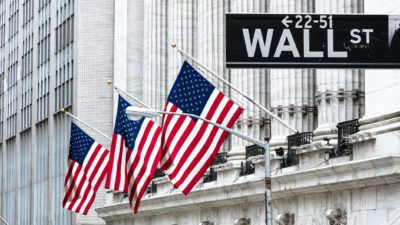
[105,96,162,213]
[63,122,109,215]
[160,61,243,195]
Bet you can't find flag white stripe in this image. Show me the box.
[72,171,90,212]
[92,148,109,187]
[160,115,191,167]
[163,106,181,147]
[134,131,161,200]
[159,104,183,166]
[170,96,229,184]
[129,121,157,189]
[163,103,174,124]
[110,135,121,189]
[126,119,151,195]
[84,143,103,179]
[179,103,240,190]
[164,90,220,175]
[64,162,79,201]
[79,186,95,214]
[119,137,127,191]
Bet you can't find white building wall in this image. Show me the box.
[0,0,115,225]
[97,1,400,225]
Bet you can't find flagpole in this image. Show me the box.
[61,109,112,141]
[114,86,151,109]
[171,43,298,134]
[0,216,9,225]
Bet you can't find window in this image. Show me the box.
[0,0,6,142]
[7,0,19,137]
[55,0,74,111]
[37,0,50,121]
[21,0,33,130]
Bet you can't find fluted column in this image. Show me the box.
[313,0,365,143]
[196,0,231,151]
[269,0,317,152]
[228,0,270,166]
[143,0,168,111]
[167,0,197,93]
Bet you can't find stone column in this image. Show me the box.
[143,0,168,111]
[349,0,400,160]
[167,0,198,93]
[269,0,317,152]
[196,0,231,152]
[313,0,365,144]
[227,0,270,166]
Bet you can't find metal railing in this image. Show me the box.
[146,182,157,194]
[334,119,360,158]
[212,152,228,165]
[239,161,255,176]
[153,168,165,179]
[203,152,228,183]
[203,168,217,183]
[285,132,313,167]
[245,144,265,159]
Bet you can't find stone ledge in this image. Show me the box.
[95,177,265,221]
[296,142,334,155]
[96,156,400,221]
[272,155,400,198]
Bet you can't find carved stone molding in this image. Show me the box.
[326,208,347,225]
[233,218,251,225]
[276,213,295,225]
[199,221,214,225]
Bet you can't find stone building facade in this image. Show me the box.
[96,0,400,225]
[0,0,114,225]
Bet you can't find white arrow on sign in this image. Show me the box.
[282,15,293,28]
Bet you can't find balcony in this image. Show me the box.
[153,168,165,179]
[245,144,265,159]
[146,182,157,194]
[212,152,228,165]
[285,132,313,167]
[239,161,255,176]
[203,152,228,183]
[333,119,360,158]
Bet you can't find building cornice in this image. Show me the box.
[96,155,400,221]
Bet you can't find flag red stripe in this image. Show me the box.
[173,100,234,188]
[63,161,78,206]
[88,150,109,190]
[64,160,73,187]
[105,134,118,188]
[84,145,103,179]
[164,114,186,152]
[116,135,125,191]
[182,106,243,194]
[128,126,161,204]
[159,118,196,171]
[167,92,225,181]
[133,146,162,213]
[126,122,153,185]
[64,163,82,207]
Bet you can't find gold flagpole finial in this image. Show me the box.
[107,80,113,85]
[60,108,65,113]
[171,42,177,48]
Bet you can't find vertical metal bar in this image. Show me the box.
[264,140,272,225]
[172,44,298,134]
[62,110,112,141]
